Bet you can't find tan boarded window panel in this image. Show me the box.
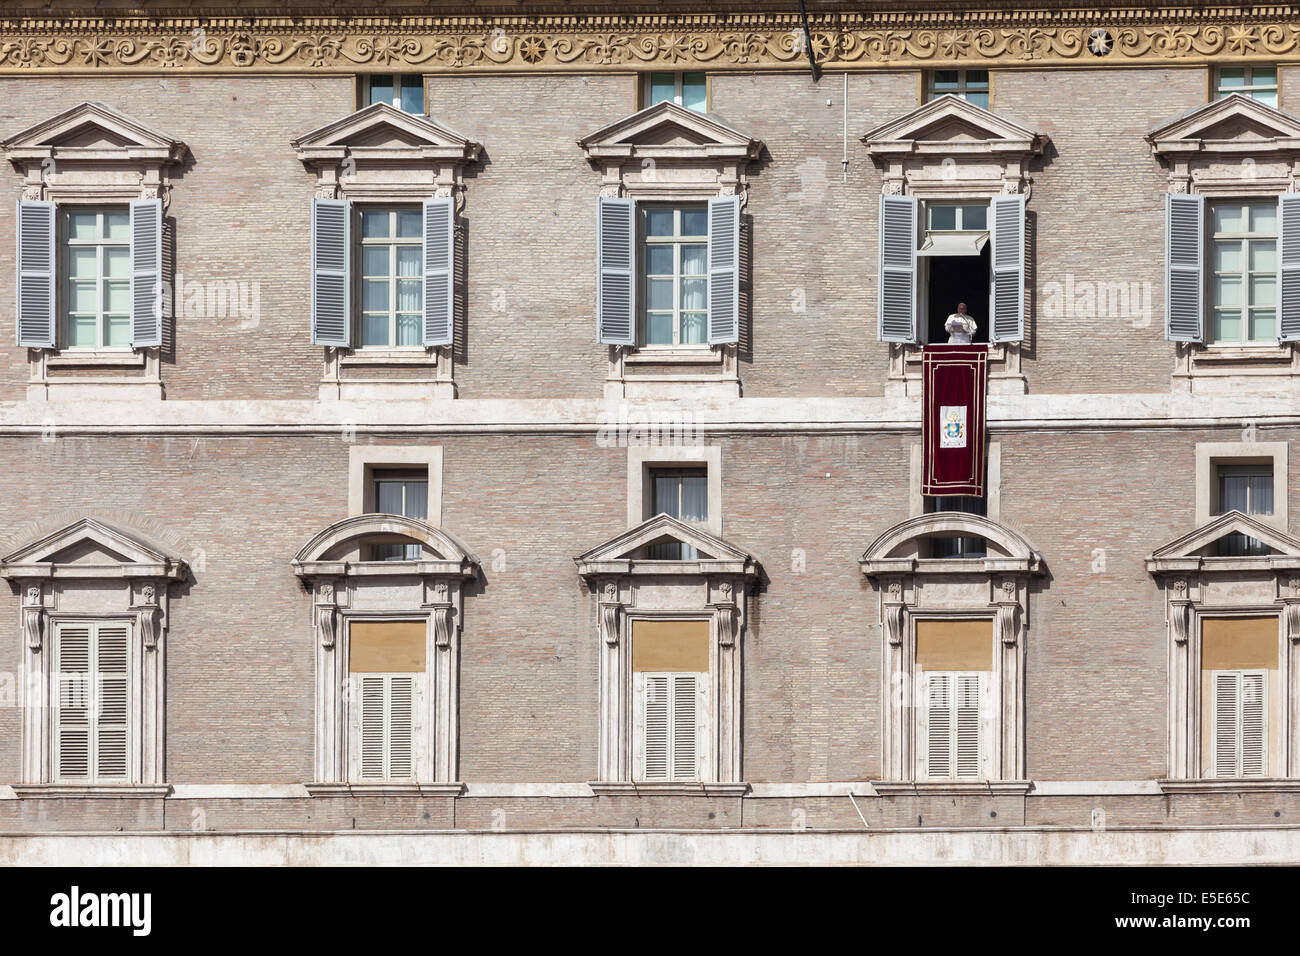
[632,619,710,672]
[915,619,993,672]
[1201,616,1278,671]
[349,620,427,673]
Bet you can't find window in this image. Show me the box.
[926,70,990,109]
[926,203,988,233]
[1215,462,1273,555]
[925,495,988,558]
[631,620,709,782]
[643,72,707,111]
[642,204,708,347]
[914,620,992,781]
[370,468,429,560]
[919,201,991,345]
[358,206,424,348]
[53,621,129,782]
[649,467,707,559]
[1214,66,1278,107]
[347,621,425,782]
[1209,200,1277,344]
[364,74,424,113]
[62,206,131,350]
[1201,617,1276,779]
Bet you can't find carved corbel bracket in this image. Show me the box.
[1170,599,1192,646]
[21,584,43,652]
[133,582,162,652]
[431,605,454,649]
[1284,597,1300,645]
[882,577,908,647]
[314,580,338,649]
[599,579,624,646]
[708,577,742,648]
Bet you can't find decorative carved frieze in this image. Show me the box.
[1,13,1296,73]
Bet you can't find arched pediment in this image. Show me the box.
[0,516,188,580]
[575,513,757,578]
[292,514,478,576]
[860,513,1042,574]
[1147,510,1300,573]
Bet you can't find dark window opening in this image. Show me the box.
[924,248,990,345]
[370,468,428,561]
[925,494,987,559]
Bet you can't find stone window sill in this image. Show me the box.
[623,346,722,367]
[10,784,172,799]
[305,782,466,797]
[587,781,751,797]
[871,780,1034,796]
[338,348,439,367]
[45,350,146,368]
[1157,778,1300,794]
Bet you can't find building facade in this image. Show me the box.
[1,1,1300,863]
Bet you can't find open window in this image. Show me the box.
[918,201,991,345]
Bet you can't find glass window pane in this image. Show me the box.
[681,277,706,312]
[1218,67,1246,88]
[396,210,422,238]
[646,312,673,344]
[681,312,706,345]
[680,474,708,521]
[1251,240,1276,272]
[1251,275,1276,308]
[68,210,98,240]
[104,280,129,314]
[69,247,98,278]
[681,209,707,237]
[104,211,129,240]
[646,245,674,275]
[363,279,390,312]
[1254,90,1279,107]
[375,480,404,513]
[1215,275,1242,308]
[1250,309,1276,341]
[1250,204,1277,234]
[965,70,990,87]
[396,314,421,346]
[1251,66,1277,85]
[965,92,990,109]
[1213,204,1243,233]
[399,77,424,114]
[648,73,676,105]
[961,204,988,231]
[647,278,673,311]
[404,480,429,519]
[68,315,97,348]
[360,313,389,347]
[653,475,680,517]
[645,208,674,237]
[69,280,97,314]
[681,244,706,275]
[681,73,707,111]
[104,316,131,347]
[1214,241,1242,273]
[932,70,959,89]
[361,209,390,238]
[929,205,957,231]
[1251,475,1275,514]
[1214,310,1242,341]
[104,246,130,279]
[362,246,390,277]
[396,245,421,276]
[368,75,394,106]
[397,278,422,312]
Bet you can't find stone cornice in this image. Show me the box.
[1,9,1300,73]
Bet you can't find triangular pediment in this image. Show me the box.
[1148,511,1300,563]
[575,513,757,573]
[0,517,188,578]
[1,101,185,158]
[1148,93,1300,152]
[291,102,481,157]
[579,100,761,159]
[863,95,1045,153]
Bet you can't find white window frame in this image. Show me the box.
[345,630,427,783]
[924,201,989,233]
[628,445,722,536]
[60,205,132,351]
[915,669,989,781]
[348,445,443,527]
[639,203,709,348]
[1214,65,1278,106]
[1207,198,1278,345]
[641,71,708,111]
[1209,667,1269,779]
[1194,441,1287,531]
[355,205,424,350]
[633,669,710,782]
[925,69,990,107]
[362,74,425,113]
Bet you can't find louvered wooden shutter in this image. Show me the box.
[596,197,635,345]
[1166,193,1204,342]
[129,198,163,347]
[55,624,91,779]
[641,674,670,780]
[707,195,740,345]
[924,673,952,778]
[989,195,1025,343]
[1241,671,1266,777]
[878,194,917,343]
[311,198,351,347]
[95,625,129,779]
[16,200,55,348]
[1212,671,1240,777]
[357,674,416,780]
[388,675,415,778]
[1211,669,1266,778]
[671,673,699,780]
[1279,195,1300,341]
[422,197,454,347]
[954,673,982,778]
[359,675,386,779]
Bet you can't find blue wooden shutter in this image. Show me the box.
[16,200,55,348]
[707,195,740,345]
[989,195,1025,343]
[311,198,351,347]
[878,194,917,343]
[422,197,454,347]
[1279,194,1300,341]
[597,197,635,345]
[129,198,163,347]
[1166,193,1204,342]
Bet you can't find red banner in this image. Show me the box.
[922,345,987,497]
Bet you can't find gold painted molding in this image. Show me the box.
[1,12,1299,74]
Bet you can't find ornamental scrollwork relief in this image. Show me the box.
[0,15,1297,73]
